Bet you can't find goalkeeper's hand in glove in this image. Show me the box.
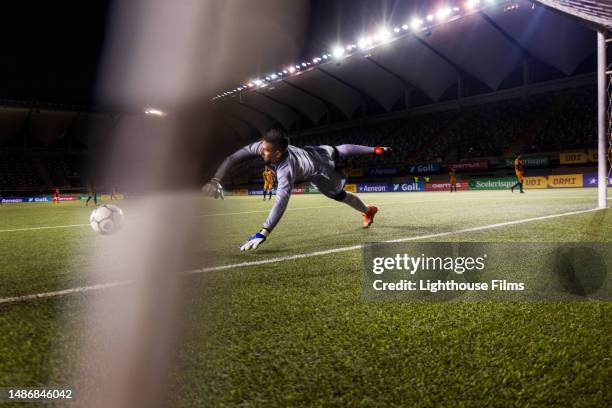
[240,229,270,251]
[201,178,224,200]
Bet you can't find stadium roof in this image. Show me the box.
[535,0,612,29]
[214,0,605,139]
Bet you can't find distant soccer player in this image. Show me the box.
[53,188,60,204]
[449,168,457,192]
[262,165,275,201]
[202,129,391,251]
[511,154,525,193]
[86,184,98,206]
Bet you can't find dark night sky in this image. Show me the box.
[0,1,435,106]
[0,1,111,105]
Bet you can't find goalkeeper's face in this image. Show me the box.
[261,141,285,164]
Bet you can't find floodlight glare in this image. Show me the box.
[427,14,434,21]
[144,108,166,117]
[411,19,423,30]
[401,24,409,30]
[378,28,391,42]
[288,66,296,73]
[332,45,345,58]
[437,8,452,20]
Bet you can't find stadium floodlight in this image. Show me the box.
[437,8,452,20]
[411,19,423,30]
[253,79,263,86]
[144,108,166,117]
[358,37,368,48]
[322,54,329,59]
[282,69,288,74]
[288,66,295,73]
[332,45,345,58]
[301,62,307,67]
[393,27,400,33]
[378,28,391,43]
[401,24,409,30]
[270,74,278,79]
[427,14,434,21]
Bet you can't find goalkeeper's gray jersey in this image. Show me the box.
[213,141,342,231]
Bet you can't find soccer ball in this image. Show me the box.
[90,204,124,235]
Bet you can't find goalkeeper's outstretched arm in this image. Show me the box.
[202,142,262,198]
[240,170,293,251]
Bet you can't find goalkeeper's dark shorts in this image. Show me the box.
[307,145,346,200]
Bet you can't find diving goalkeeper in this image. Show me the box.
[202,129,391,251]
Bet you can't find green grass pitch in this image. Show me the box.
[0,189,611,406]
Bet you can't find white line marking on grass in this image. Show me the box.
[0,207,604,305]
[0,224,89,233]
[0,280,132,305]
[1,193,603,233]
[191,207,602,273]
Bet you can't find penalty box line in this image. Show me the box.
[0,207,604,305]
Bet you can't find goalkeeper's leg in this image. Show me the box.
[335,144,392,159]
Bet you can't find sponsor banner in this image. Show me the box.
[425,181,469,191]
[523,177,548,189]
[547,174,583,188]
[233,189,249,196]
[347,168,364,177]
[502,156,549,167]
[588,149,598,162]
[57,195,79,201]
[292,187,305,194]
[0,197,25,203]
[26,196,52,203]
[250,177,264,184]
[367,167,400,176]
[407,163,440,174]
[357,183,392,193]
[391,182,425,192]
[248,188,278,195]
[469,178,516,190]
[583,173,612,187]
[345,183,357,193]
[447,160,489,171]
[306,185,320,194]
[559,151,587,164]
[223,190,233,196]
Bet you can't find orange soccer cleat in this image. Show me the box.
[374,146,392,156]
[363,205,378,228]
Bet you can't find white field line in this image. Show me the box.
[0,224,90,233]
[0,207,605,305]
[0,195,526,232]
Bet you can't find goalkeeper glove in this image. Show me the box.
[240,228,270,251]
[201,178,224,200]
